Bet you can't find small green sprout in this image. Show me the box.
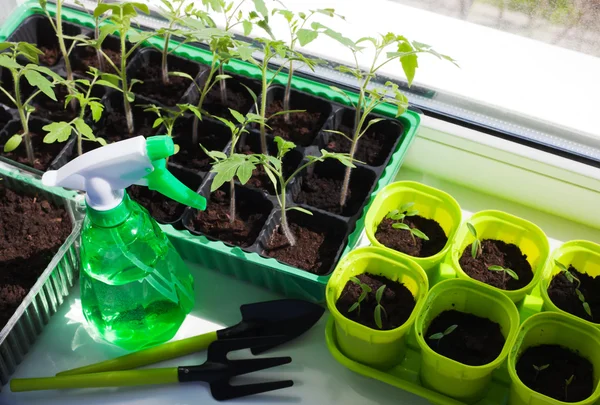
[533,363,549,381]
[386,202,428,243]
[575,289,592,318]
[467,222,482,259]
[429,324,458,347]
[347,276,372,316]
[488,265,519,281]
[555,260,580,287]
[373,284,387,329]
[565,374,575,400]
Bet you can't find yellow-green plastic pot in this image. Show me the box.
[508,312,600,405]
[540,240,600,328]
[449,210,550,303]
[365,181,462,276]
[415,279,520,402]
[326,246,429,370]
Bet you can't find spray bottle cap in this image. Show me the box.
[42,136,206,226]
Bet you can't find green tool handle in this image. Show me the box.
[57,331,218,376]
[11,368,179,392]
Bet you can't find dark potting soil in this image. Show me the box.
[425,310,506,366]
[516,344,594,403]
[0,182,71,329]
[263,213,341,274]
[459,239,533,290]
[172,129,228,173]
[2,131,62,171]
[548,265,600,323]
[335,273,416,330]
[266,100,322,146]
[133,65,193,106]
[375,216,448,257]
[88,109,155,153]
[203,84,253,120]
[74,46,121,75]
[33,85,78,122]
[187,190,267,247]
[0,109,12,129]
[240,143,300,195]
[326,123,394,166]
[40,45,60,67]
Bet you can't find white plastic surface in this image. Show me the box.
[42,136,152,211]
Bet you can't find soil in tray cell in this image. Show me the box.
[425,310,505,366]
[129,168,202,224]
[32,84,78,122]
[548,265,600,323]
[294,160,375,217]
[0,108,12,129]
[335,273,416,330]
[1,125,63,171]
[0,181,71,329]
[325,110,401,167]
[375,215,448,257]
[202,77,260,120]
[171,118,230,172]
[262,210,346,275]
[459,239,533,291]
[72,36,124,75]
[516,344,594,403]
[187,187,270,247]
[265,99,326,146]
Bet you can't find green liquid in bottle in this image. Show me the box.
[80,196,195,351]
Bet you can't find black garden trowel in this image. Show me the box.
[55,299,324,376]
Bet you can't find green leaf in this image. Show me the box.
[411,228,429,241]
[42,121,72,143]
[374,305,383,329]
[262,163,278,190]
[349,276,361,285]
[583,302,592,317]
[96,137,107,146]
[98,24,118,44]
[3,134,22,152]
[153,117,164,129]
[576,289,586,303]
[0,42,13,52]
[505,268,519,280]
[554,260,568,272]
[169,71,195,82]
[274,136,295,158]
[429,332,444,340]
[400,202,415,211]
[348,302,359,313]
[297,29,318,46]
[236,159,255,185]
[488,265,504,272]
[253,0,269,17]
[444,324,458,335]
[471,239,480,259]
[392,223,410,231]
[242,20,253,36]
[0,54,21,70]
[89,101,104,122]
[229,109,245,124]
[405,210,419,217]
[25,70,56,101]
[287,206,313,216]
[539,364,549,371]
[466,222,478,238]
[74,118,95,141]
[386,209,399,219]
[564,270,575,284]
[375,285,386,303]
[358,291,368,303]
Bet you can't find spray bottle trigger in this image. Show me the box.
[145,159,207,211]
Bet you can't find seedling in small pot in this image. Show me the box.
[428,324,458,348]
[373,285,387,329]
[532,364,549,382]
[467,222,482,259]
[89,2,153,135]
[575,289,592,318]
[39,0,87,110]
[386,203,428,244]
[0,42,62,166]
[347,276,372,316]
[555,260,580,286]
[257,136,355,246]
[273,7,343,122]
[488,265,519,283]
[321,32,454,207]
[43,67,107,156]
[565,374,575,401]
[202,108,264,223]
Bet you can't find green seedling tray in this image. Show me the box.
[325,262,553,405]
[1,2,420,303]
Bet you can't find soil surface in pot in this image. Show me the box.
[240,141,300,195]
[74,46,121,75]
[2,131,62,171]
[375,215,448,257]
[0,182,71,329]
[0,109,12,129]
[133,64,195,106]
[203,82,254,120]
[548,265,600,323]
[266,100,323,146]
[187,189,267,247]
[326,122,397,166]
[33,85,78,122]
[335,273,415,330]
[460,239,533,291]
[172,131,228,173]
[425,310,505,366]
[40,45,60,67]
[516,344,593,403]
[87,109,155,153]
[263,211,343,274]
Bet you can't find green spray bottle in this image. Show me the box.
[42,136,207,351]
